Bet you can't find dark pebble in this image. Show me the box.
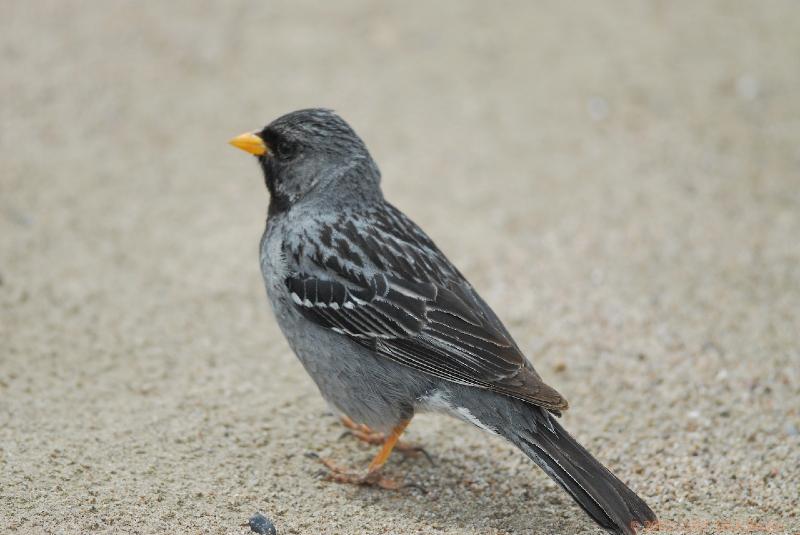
[249,512,277,535]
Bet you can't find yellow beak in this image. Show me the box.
[229,132,268,156]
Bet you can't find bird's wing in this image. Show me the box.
[283,204,568,411]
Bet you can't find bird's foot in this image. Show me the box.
[305,452,404,490]
[339,417,434,465]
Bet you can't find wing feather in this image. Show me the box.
[283,205,569,411]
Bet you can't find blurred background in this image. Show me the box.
[2,1,798,534]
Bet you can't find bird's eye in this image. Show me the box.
[275,140,297,160]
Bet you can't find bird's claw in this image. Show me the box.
[394,443,435,466]
[306,451,422,492]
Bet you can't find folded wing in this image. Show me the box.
[285,268,568,411]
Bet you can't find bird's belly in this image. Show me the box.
[270,301,433,432]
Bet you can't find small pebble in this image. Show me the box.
[249,513,277,535]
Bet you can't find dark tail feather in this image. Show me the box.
[506,414,657,535]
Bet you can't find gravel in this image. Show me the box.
[1,1,798,534]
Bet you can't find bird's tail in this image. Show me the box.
[503,412,657,535]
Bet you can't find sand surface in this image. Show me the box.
[2,2,799,534]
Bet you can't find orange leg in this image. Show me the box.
[368,420,408,472]
[340,415,373,436]
[310,420,412,490]
[339,416,432,462]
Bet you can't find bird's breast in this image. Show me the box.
[260,221,290,297]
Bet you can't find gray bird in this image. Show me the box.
[230,109,656,535]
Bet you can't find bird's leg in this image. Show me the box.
[311,420,412,490]
[339,415,383,442]
[339,416,432,463]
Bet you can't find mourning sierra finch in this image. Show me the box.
[230,109,656,534]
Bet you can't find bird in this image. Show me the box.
[229,108,657,534]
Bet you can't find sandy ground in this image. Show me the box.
[2,1,799,534]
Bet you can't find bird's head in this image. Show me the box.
[230,109,381,213]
